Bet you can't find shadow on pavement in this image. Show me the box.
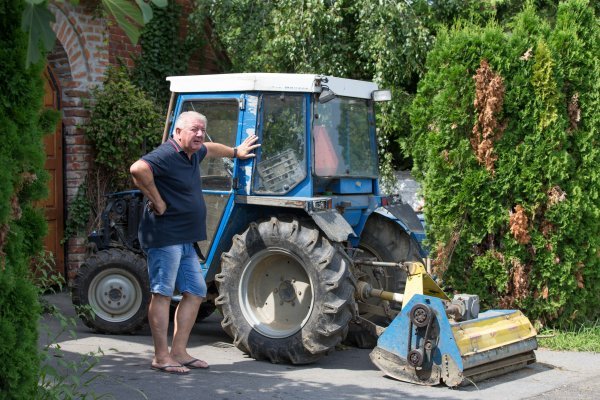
[40,291,547,400]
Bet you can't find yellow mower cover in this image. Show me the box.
[370,263,537,386]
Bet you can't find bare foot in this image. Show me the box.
[150,363,189,375]
[172,352,209,369]
[152,357,189,374]
[180,358,209,369]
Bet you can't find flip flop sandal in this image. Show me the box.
[182,358,209,369]
[151,364,189,375]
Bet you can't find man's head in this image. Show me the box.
[174,111,208,155]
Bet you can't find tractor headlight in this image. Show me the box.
[372,90,392,102]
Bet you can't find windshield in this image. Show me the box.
[253,93,306,194]
[313,96,378,178]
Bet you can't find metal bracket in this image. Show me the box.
[354,315,386,337]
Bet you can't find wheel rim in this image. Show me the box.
[239,248,314,338]
[88,268,143,323]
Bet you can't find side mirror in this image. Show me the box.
[372,90,392,102]
[318,88,336,104]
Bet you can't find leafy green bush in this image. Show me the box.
[85,67,163,191]
[33,251,106,400]
[73,67,163,236]
[409,0,599,325]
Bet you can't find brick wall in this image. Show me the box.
[107,23,141,68]
[49,1,109,281]
[103,1,226,74]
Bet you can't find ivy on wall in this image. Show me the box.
[131,1,204,110]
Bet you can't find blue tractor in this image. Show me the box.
[74,74,537,384]
[74,73,425,362]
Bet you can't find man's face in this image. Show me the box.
[176,117,206,154]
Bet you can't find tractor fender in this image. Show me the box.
[203,202,354,282]
[373,204,427,256]
[308,209,356,243]
[233,195,356,244]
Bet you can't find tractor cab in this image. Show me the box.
[164,74,424,273]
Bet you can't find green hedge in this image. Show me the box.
[409,0,599,326]
[0,0,54,398]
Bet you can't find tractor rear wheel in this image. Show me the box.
[358,215,421,294]
[216,217,355,364]
[72,248,149,334]
[348,215,423,347]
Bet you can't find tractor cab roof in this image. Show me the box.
[166,73,379,100]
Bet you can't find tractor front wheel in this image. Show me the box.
[216,217,355,364]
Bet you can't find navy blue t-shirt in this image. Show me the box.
[138,138,208,249]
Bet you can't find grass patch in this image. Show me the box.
[537,320,600,352]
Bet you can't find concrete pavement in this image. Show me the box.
[40,292,600,400]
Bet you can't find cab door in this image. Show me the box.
[175,94,255,272]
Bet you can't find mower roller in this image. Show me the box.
[363,262,538,387]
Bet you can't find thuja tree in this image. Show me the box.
[0,0,57,397]
[409,0,599,325]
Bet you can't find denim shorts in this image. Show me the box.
[146,243,207,298]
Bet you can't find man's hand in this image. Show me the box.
[130,159,167,216]
[147,199,167,216]
[236,134,261,159]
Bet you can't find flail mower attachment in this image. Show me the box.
[364,262,537,387]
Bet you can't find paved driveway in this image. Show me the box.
[40,292,599,400]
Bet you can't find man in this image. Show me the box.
[130,111,259,374]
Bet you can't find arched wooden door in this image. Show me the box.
[41,67,64,275]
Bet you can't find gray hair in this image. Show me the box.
[175,111,207,130]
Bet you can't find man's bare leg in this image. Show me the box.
[171,292,207,368]
[148,293,188,373]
